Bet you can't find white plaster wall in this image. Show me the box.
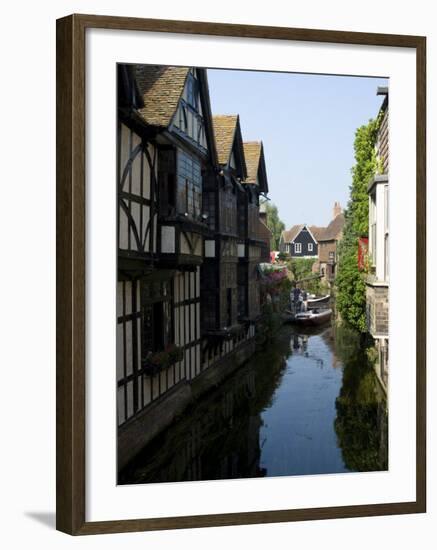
[376,183,387,281]
[180,232,190,254]
[119,125,154,252]
[205,239,215,257]
[161,225,176,253]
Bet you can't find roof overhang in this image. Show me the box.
[377,86,389,96]
[368,174,389,193]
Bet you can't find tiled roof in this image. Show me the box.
[309,226,326,241]
[135,65,189,127]
[212,115,239,166]
[281,225,304,243]
[282,215,344,245]
[282,224,325,243]
[318,213,345,241]
[243,142,262,184]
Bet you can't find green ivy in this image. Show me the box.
[336,116,381,332]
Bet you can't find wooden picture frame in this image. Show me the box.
[56,13,426,535]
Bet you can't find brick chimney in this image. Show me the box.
[333,201,342,218]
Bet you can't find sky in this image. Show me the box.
[207,69,388,227]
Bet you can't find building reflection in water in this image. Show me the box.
[119,325,387,485]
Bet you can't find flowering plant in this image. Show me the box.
[143,344,183,375]
[260,267,288,294]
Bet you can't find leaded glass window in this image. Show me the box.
[176,150,202,219]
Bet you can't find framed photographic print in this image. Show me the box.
[56,14,426,535]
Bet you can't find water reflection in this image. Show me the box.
[333,326,388,472]
[119,325,387,484]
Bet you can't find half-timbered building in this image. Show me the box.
[117,64,217,428]
[117,67,271,468]
[201,115,245,333]
[237,141,269,323]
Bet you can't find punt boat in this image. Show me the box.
[294,308,332,326]
[307,294,330,309]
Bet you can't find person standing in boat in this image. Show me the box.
[292,283,302,313]
[301,289,308,312]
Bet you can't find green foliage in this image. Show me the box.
[287,258,320,294]
[262,201,285,250]
[319,280,330,296]
[304,279,321,296]
[336,212,368,332]
[287,258,314,281]
[366,346,378,366]
[348,118,380,236]
[336,117,381,332]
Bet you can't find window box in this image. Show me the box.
[142,344,184,376]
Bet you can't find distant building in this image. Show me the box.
[366,86,389,390]
[279,224,325,258]
[317,203,345,283]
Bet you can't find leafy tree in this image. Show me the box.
[287,258,314,281]
[336,117,380,332]
[287,257,321,294]
[262,201,285,250]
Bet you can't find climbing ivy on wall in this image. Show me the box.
[336,116,381,332]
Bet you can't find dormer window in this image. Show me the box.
[173,71,207,151]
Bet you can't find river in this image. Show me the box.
[119,324,388,484]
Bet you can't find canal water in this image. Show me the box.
[119,324,388,485]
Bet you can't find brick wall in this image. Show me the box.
[318,240,336,263]
[366,282,389,336]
